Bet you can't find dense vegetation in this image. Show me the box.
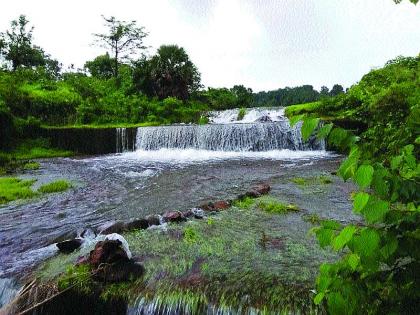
[286,55,419,314]
[0,14,343,152]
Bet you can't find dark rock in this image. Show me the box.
[245,190,261,198]
[213,200,230,210]
[182,210,194,218]
[98,221,125,235]
[199,202,215,211]
[89,239,130,267]
[52,230,78,244]
[162,211,185,223]
[256,115,272,122]
[125,218,149,231]
[56,238,83,253]
[80,228,96,239]
[95,261,145,282]
[252,183,271,195]
[145,214,161,226]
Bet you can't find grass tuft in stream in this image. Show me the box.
[23,161,40,170]
[257,196,300,214]
[0,177,37,204]
[38,180,72,193]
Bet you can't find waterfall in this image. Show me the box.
[116,128,129,153]
[135,122,324,152]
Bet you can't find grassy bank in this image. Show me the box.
[0,178,72,205]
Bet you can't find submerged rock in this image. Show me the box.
[98,221,126,235]
[256,115,272,122]
[163,211,186,223]
[125,218,149,231]
[253,183,271,195]
[145,214,161,226]
[56,238,83,253]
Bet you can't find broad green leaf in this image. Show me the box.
[347,253,360,271]
[316,228,335,248]
[301,117,320,141]
[353,192,370,213]
[353,228,380,258]
[327,292,347,315]
[390,156,402,170]
[371,166,389,197]
[328,128,349,148]
[354,165,374,188]
[362,198,389,223]
[317,123,333,139]
[338,147,360,180]
[289,114,304,126]
[314,292,325,305]
[333,225,357,250]
[380,238,398,259]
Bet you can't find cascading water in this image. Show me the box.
[135,107,324,152]
[116,128,128,153]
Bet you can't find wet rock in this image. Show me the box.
[213,200,231,210]
[125,218,149,231]
[182,210,194,218]
[162,211,186,223]
[80,228,96,239]
[191,208,205,219]
[98,221,125,235]
[104,233,132,259]
[199,202,215,211]
[256,115,272,122]
[89,239,130,267]
[52,230,78,244]
[95,261,144,283]
[56,238,83,253]
[252,183,271,195]
[145,214,161,226]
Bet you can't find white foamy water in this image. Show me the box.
[122,148,331,163]
[209,107,285,124]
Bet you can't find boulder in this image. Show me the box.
[252,183,271,195]
[182,210,194,218]
[191,208,205,219]
[162,211,185,223]
[125,218,149,231]
[56,238,83,253]
[95,260,145,282]
[98,221,125,235]
[256,115,272,122]
[213,200,230,210]
[199,202,215,212]
[89,239,129,267]
[145,214,161,226]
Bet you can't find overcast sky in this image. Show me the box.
[1,0,419,91]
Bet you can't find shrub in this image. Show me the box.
[237,108,246,121]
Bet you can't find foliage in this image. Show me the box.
[23,161,40,170]
[237,108,246,121]
[0,177,36,204]
[84,53,115,79]
[38,180,71,193]
[232,196,255,209]
[133,45,201,100]
[257,196,300,214]
[93,15,147,79]
[288,55,420,314]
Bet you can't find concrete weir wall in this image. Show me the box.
[40,127,137,155]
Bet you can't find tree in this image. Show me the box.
[394,0,418,4]
[133,45,201,100]
[330,84,344,97]
[320,86,330,96]
[93,16,147,80]
[230,85,253,107]
[84,53,115,79]
[0,15,46,70]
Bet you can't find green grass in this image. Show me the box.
[285,101,321,117]
[1,139,73,161]
[38,180,71,193]
[257,196,300,214]
[319,175,333,184]
[291,177,307,185]
[0,177,37,204]
[23,162,40,170]
[237,108,246,121]
[232,197,255,209]
[42,121,161,129]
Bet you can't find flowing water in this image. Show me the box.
[0,107,357,312]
